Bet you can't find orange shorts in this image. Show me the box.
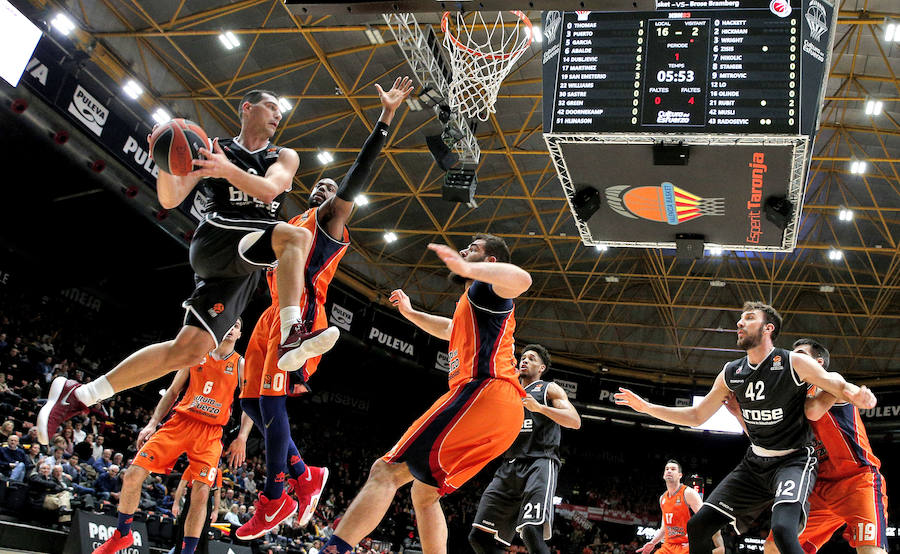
[766,469,888,552]
[241,303,324,398]
[132,412,223,487]
[658,542,689,554]
[383,378,524,496]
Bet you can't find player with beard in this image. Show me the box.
[637,461,724,554]
[319,235,532,554]
[469,344,581,554]
[37,89,336,444]
[615,301,876,554]
[233,77,414,540]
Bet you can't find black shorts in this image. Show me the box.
[705,446,817,534]
[183,213,280,346]
[472,457,559,545]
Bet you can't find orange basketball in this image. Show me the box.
[149,118,209,176]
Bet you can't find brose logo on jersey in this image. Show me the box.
[742,407,784,424]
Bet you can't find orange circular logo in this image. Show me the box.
[212,303,225,314]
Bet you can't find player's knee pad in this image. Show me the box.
[520,524,550,554]
[468,527,504,554]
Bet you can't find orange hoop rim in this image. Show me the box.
[441,11,534,61]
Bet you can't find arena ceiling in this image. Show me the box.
[30,0,900,384]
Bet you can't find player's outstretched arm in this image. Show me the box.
[637,511,666,554]
[790,352,876,410]
[318,77,414,236]
[224,413,254,469]
[524,382,581,429]
[189,139,299,204]
[136,368,189,449]
[804,388,838,421]
[615,371,730,427]
[389,289,452,340]
[427,243,532,299]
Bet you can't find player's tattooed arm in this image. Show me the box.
[389,288,452,340]
[615,371,731,427]
[790,352,876,410]
[524,382,582,429]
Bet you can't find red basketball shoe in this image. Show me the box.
[37,377,89,445]
[91,529,133,554]
[293,466,329,526]
[234,491,298,540]
[277,325,339,372]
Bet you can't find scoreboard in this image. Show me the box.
[542,0,832,135]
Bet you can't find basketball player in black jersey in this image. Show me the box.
[469,344,581,554]
[37,89,336,444]
[615,302,876,554]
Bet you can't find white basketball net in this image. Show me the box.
[441,11,533,122]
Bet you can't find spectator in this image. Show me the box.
[61,453,83,481]
[25,443,43,474]
[92,448,112,472]
[94,464,122,502]
[1,434,29,481]
[72,421,85,444]
[224,504,241,527]
[48,435,69,459]
[22,426,40,449]
[37,356,53,382]
[27,462,72,523]
[0,419,14,443]
[91,435,104,461]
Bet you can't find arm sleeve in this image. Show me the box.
[336,121,390,201]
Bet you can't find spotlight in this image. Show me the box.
[218,31,240,50]
[850,160,867,174]
[316,151,334,165]
[572,186,601,222]
[122,80,143,100]
[838,208,853,222]
[426,133,459,171]
[418,85,445,108]
[828,249,843,261]
[865,99,883,115]
[384,231,398,243]
[354,194,369,206]
[11,99,28,114]
[442,166,478,208]
[51,13,76,36]
[152,108,171,125]
[277,97,292,113]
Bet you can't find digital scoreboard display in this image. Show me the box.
[542,0,814,134]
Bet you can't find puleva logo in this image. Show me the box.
[605,183,725,225]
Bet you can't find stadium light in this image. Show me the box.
[849,160,866,175]
[218,31,240,50]
[122,80,143,100]
[828,249,843,261]
[152,108,171,125]
[604,275,619,283]
[317,151,334,165]
[709,280,726,288]
[406,97,423,111]
[708,247,724,256]
[51,13,75,35]
[384,231,398,243]
[864,99,883,115]
[277,97,292,113]
[838,208,853,222]
[819,285,835,293]
[885,20,898,42]
[364,27,385,45]
[530,25,543,43]
[595,244,608,252]
[354,194,369,206]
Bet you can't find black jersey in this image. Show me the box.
[723,347,813,451]
[504,380,561,462]
[199,137,288,220]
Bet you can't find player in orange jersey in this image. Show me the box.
[92,321,244,554]
[762,338,888,554]
[320,234,533,554]
[235,77,414,541]
[638,461,724,554]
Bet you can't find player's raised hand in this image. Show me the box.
[376,76,415,113]
[136,423,156,450]
[224,435,248,469]
[614,387,650,413]
[428,243,470,277]
[846,385,876,410]
[189,138,233,179]
[389,289,413,316]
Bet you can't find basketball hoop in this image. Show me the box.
[441,11,533,122]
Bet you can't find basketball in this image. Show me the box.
[149,118,209,176]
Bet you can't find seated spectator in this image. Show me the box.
[224,504,241,527]
[48,436,69,460]
[1,434,29,481]
[94,464,122,502]
[25,443,43,475]
[91,435,105,461]
[27,462,72,523]
[54,463,96,502]
[0,419,14,443]
[92,448,112,472]
[61,453,83,482]
[72,421,86,444]
[22,426,40,449]
[37,356,53,382]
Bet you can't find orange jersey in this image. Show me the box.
[265,207,349,308]
[173,352,241,426]
[810,402,880,480]
[447,280,524,395]
[661,485,691,545]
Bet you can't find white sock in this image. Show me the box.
[74,376,114,406]
[280,306,302,342]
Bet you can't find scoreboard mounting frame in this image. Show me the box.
[545,133,809,252]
